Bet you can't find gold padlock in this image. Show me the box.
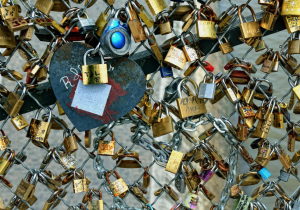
[282,0,300,16]
[26,108,52,144]
[176,78,207,119]
[106,170,129,197]
[236,172,261,186]
[159,14,172,35]
[0,149,14,175]
[95,7,111,36]
[196,7,217,40]
[219,37,234,55]
[6,16,29,32]
[0,130,11,151]
[116,154,141,168]
[0,25,16,48]
[164,42,187,70]
[88,190,104,210]
[145,0,167,15]
[127,2,147,43]
[152,104,174,138]
[165,150,184,174]
[73,169,89,193]
[52,0,70,12]
[82,49,108,85]
[131,1,154,28]
[84,130,91,148]
[0,4,19,20]
[98,131,115,156]
[238,4,262,39]
[63,130,78,154]
[260,0,279,31]
[35,0,54,15]
[15,171,37,201]
[3,86,26,117]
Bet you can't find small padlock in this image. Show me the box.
[0,0,19,20]
[258,167,271,179]
[236,117,248,141]
[131,1,154,28]
[88,190,104,210]
[0,130,11,151]
[164,185,179,201]
[165,150,184,174]
[260,0,279,31]
[62,131,78,155]
[289,77,300,101]
[73,169,89,193]
[35,0,54,15]
[3,86,26,117]
[164,42,187,70]
[106,170,129,197]
[198,74,216,99]
[145,0,167,15]
[98,131,115,156]
[143,167,150,188]
[0,149,14,175]
[278,169,290,182]
[152,104,174,138]
[77,12,97,34]
[159,61,173,78]
[196,7,216,39]
[82,49,108,85]
[219,37,234,54]
[26,108,52,144]
[15,171,37,200]
[175,167,186,194]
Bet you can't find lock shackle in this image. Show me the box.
[177,78,199,98]
[187,31,197,44]
[288,77,297,88]
[130,1,141,13]
[35,107,52,123]
[6,149,15,162]
[162,102,169,116]
[115,8,130,23]
[202,73,215,85]
[125,2,134,21]
[230,63,250,73]
[106,170,121,184]
[198,7,213,21]
[143,25,155,45]
[266,0,279,15]
[83,49,105,65]
[19,86,27,100]
[238,4,256,23]
[47,190,61,203]
[101,131,114,141]
[256,78,273,92]
[160,15,169,24]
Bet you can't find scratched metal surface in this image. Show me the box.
[49,42,146,131]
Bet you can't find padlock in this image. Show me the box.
[196,7,216,40]
[217,5,238,32]
[57,150,77,170]
[273,102,284,129]
[261,53,276,73]
[255,37,266,52]
[176,78,207,118]
[63,129,78,154]
[242,79,261,104]
[275,146,292,171]
[164,42,187,70]
[288,32,300,55]
[165,150,184,174]
[232,194,251,209]
[98,131,115,156]
[236,117,248,141]
[181,33,198,63]
[82,49,108,85]
[238,4,262,39]
[238,103,255,118]
[0,0,19,20]
[260,0,279,31]
[6,16,29,32]
[0,24,16,48]
[35,0,54,15]
[144,26,163,61]
[0,149,14,175]
[198,74,216,99]
[131,1,153,28]
[283,16,300,34]
[26,108,52,143]
[152,104,174,138]
[88,190,104,210]
[73,169,88,193]
[20,19,34,41]
[175,167,186,194]
[183,164,201,192]
[3,85,26,117]
[159,15,172,35]
[101,8,131,57]
[278,169,290,182]
[126,2,146,42]
[282,0,300,16]
[164,185,179,201]
[106,170,129,197]
[149,103,162,123]
[52,0,70,12]
[77,12,97,34]
[236,172,261,186]
[289,77,300,101]
[221,78,240,103]
[95,7,112,36]
[219,37,234,54]
[143,167,150,188]
[159,61,173,78]
[145,0,167,15]
[199,162,218,182]
[0,130,11,151]
[15,171,37,200]
[183,192,199,209]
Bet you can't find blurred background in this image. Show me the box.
[0,0,299,209]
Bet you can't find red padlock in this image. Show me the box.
[230,70,251,85]
[202,61,214,72]
[224,58,239,70]
[65,26,85,41]
[26,70,38,85]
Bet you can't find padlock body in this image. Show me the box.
[98,140,115,156]
[26,119,51,143]
[164,46,187,70]
[152,116,174,137]
[260,12,278,31]
[145,0,167,15]
[3,92,24,117]
[0,158,10,175]
[282,0,300,16]
[35,0,54,15]
[239,22,262,39]
[109,178,129,197]
[88,200,104,210]
[196,20,216,40]
[82,64,108,84]
[177,96,207,119]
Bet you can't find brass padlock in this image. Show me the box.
[88,190,104,210]
[143,166,150,188]
[145,0,167,15]
[1,69,23,81]
[176,78,207,119]
[152,104,174,138]
[159,15,172,35]
[73,169,89,193]
[144,26,163,61]
[0,149,14,175]
[289,77,300,101]
[164,42,187,70]
[6,16,29,32]
[95,7,111,36]
[275,146,292,170]
[282,0,300,16]
[3,86,26,117]
[35,0,54,15]
[255,142,272,167]
[98,131,116,156]
[219,37,234,54]
[0,130,11,151]
[26,108,52,143]
[126,2,147,42]
[19,20,34,41]
[236,172,261,186]
[0,3,19,20]
[165,150,184,174]
[84,130,91,148]
[63,130,78,154]
[183,164,201,192]
[106,170,129,197]
[52,0,70,12]
[236,117,247,141]
[238,4,262,39]
[0,25,16,48]
[288,33,300,55]
[238,103,255,118]
[196,7,217,40]
[260,0,279,31]
[283,16,300,34]
[131,1,154,28]
[15,171,37,201]
[82,49,108,85]
[116,154,141,168]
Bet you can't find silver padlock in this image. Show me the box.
[77,12,97,34]
[175,166,186,194]
[198,74,216,99]
[278,169,290,182]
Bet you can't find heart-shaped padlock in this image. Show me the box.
[49,42,146,131]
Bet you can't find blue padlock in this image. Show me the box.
[101,8,131,57]
[258,167,271,179]
[160,62,173,78]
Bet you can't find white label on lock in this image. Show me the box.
[71,80,111,116]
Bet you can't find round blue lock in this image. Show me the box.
[111,32,125,49]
